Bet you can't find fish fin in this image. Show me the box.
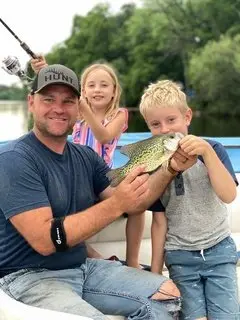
[120,143,138,157]
[120,135,161,157]
[106,168,125,187]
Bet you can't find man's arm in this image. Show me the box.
[10,166,150,256]
[6,147,195,256]
[100,147,197,211]
[127,150,197,212]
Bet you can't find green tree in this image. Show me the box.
[122,7,183,107]
[0,84,28,100]
[188,35,240,115]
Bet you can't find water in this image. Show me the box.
[1,101,240,139]
[0,101,28,141]
[129,111,240,136]
[0,101,239,172]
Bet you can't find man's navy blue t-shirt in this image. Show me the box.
[0,132,110,275]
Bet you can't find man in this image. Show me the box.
[0,64,195,319]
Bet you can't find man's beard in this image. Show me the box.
[34,120,72,139]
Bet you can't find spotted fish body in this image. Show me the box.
[106,132,183,187]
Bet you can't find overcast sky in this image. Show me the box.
[0,0,140,86]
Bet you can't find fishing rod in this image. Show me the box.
[0,18,37,59]
[0,17,37,82]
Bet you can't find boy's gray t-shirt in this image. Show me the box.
[153,139,238,251]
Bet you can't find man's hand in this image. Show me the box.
[113,166,150,214]
[170,147,197,172]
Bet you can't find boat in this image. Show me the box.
[0,134,240,319]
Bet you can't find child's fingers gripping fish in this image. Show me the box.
[106,132,183,187]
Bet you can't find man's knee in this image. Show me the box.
[151,279,180,300]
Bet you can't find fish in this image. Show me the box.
[106,132,183,187]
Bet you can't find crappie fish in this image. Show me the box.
[107,132,183,187]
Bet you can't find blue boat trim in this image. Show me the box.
[1,133,240,172]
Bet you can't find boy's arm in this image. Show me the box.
[151,212,167,274]
[125,212,145,268]
[180,135,237,203]
[203,147,236,203]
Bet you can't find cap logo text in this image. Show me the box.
[45,69,73,84]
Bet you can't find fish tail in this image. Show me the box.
[106,168,125,187]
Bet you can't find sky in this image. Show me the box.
[0,0,140,86]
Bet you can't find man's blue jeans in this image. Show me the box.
[0,258,180,319]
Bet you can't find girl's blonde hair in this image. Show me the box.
[139,80,189,118]
[80,63,122,121]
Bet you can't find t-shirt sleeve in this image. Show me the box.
[206,140,238,186]
[0,151,50,219]
[88,148,110,195]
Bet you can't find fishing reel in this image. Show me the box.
[2,55,32,82]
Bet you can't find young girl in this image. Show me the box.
[73,63,127,169]
[31,56,145,268]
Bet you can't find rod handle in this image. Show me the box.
[20,42,37,59]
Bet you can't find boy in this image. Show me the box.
[139,80,239,319]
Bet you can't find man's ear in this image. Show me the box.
[28,94,34,113]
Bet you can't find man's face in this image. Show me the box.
[144,106,192,136]
[28,84,79,138]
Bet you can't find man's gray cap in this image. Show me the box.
[31,64,80,96]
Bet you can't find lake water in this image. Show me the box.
[0,101,28,141]
[0,101,240,141]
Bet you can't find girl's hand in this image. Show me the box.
[79,97,91,113]
[180,134,212,157]
[30,55,48,74]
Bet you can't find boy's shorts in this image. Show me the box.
[165,236,239,320]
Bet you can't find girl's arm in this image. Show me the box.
[180,135,237,203]
[85,242,104,259]
[79,98,127,144]
[125,212,145,268]
[30,55,48,74]
[151,212,167,274]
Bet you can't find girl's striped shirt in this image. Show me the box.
[72,108,128,168]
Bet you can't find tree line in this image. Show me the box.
[2,0,240,115]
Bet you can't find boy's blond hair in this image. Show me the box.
[80,63,122,121]
[139,80,189,117]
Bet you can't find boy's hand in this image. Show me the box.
[180,134,212,157]
[30,55,48,74]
